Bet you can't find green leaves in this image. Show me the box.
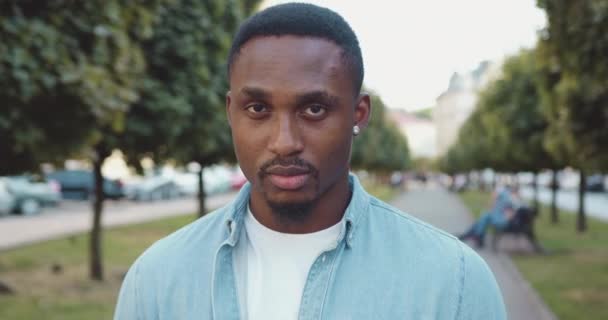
[0,0,259,174]
[0,0,164,174]
[442,50,556,174]
[351,91,411,173]
[120,0,259,167]
[537,0,608,170]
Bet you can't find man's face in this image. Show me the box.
[226,36,369,214]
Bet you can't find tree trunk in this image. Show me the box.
[550,169,559,224]
[472,171,479,190]
[532,172,539,210]
[90,148,106,281]
[577,170,587,232]
[449,174,455,191]
[197,166,206,218]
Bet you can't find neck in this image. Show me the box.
[250,174,351,234]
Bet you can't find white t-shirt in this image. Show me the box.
[233,207,343,320]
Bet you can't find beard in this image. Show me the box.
[266,198,315,222]
[258,156,320,222]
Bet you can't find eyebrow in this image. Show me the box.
[240,86,341,106]
[241,86,271,100]
[294,90,340,107]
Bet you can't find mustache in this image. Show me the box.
[258,157,318,177]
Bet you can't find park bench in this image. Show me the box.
[491,206,545,253]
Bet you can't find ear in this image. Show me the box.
[354,93,371,130]
[225,91,232,128]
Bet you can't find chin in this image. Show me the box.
[266,198,315,221]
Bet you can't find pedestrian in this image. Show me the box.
[114,3,506,319]
[458,185,520,248]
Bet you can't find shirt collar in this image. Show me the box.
[224,172,371,249]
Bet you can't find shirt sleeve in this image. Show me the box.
[456,244,507,320]
[114,260,142,320]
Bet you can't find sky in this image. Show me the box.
[261,0,546,111]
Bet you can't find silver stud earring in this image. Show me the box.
[353,125,360,136]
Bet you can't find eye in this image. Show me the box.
[302,105,327,119]
[245,104,269,116]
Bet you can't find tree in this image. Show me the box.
[119,0,261,218]
[536,0,608,232]
[442,49,569,223]
[0,1,161,280]
[1,0,263,280]
[442,107,494,174]
[480,50,560,214]
[165,0,259,217]
[351,92,411,175]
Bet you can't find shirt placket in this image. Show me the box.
[297,241,346,320]
[212,243,241,320]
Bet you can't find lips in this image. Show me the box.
[265,166,311,190]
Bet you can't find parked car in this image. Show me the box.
[0,176,61,215]
[46,170,124,200]
[559,170,579,191]
[0,179,16,216]
[586,174,605,192]
[537,171,560,189]
[172,165,233,196]
[125,175,180,201]
[172,172,199,196]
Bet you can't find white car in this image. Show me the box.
[172,165,233,196]
[0,179,16,216]
[126,175,180,201]
[0,176,60,215]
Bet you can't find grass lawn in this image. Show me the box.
[460,190,608,320]
[0,182,397,319]
[0,214,197,320]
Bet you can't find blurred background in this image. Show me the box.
[0,0,606,319]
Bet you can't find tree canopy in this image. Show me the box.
[119,0,257,169]
[0,0,261,280]
[536,0,608,171]
[0,0,160,174]
[351,92,411,173]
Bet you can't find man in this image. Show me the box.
[115,3,506,319]
[458,185,519,248]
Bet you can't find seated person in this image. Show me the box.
[458,185,520,247]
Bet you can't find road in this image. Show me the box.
[520,186,608,222]
[0,192,236,251]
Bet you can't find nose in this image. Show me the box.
[268,113,304,157]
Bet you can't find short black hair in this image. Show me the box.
[227,2,364,93]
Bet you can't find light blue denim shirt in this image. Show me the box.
[489,189,514,228]
[114,174,506,319]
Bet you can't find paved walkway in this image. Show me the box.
[391,185,557,320]
[0,192,236,251]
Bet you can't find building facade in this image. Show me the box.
[433,61,500,156]
[389,109,437,159]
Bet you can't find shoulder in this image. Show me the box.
[115,205,233,319]
[366,196,459,244]
[456,245,507,319]
[363,196,493,274]
[365,198,505,318]
[133,204,230,274]
[355,196,466,273]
